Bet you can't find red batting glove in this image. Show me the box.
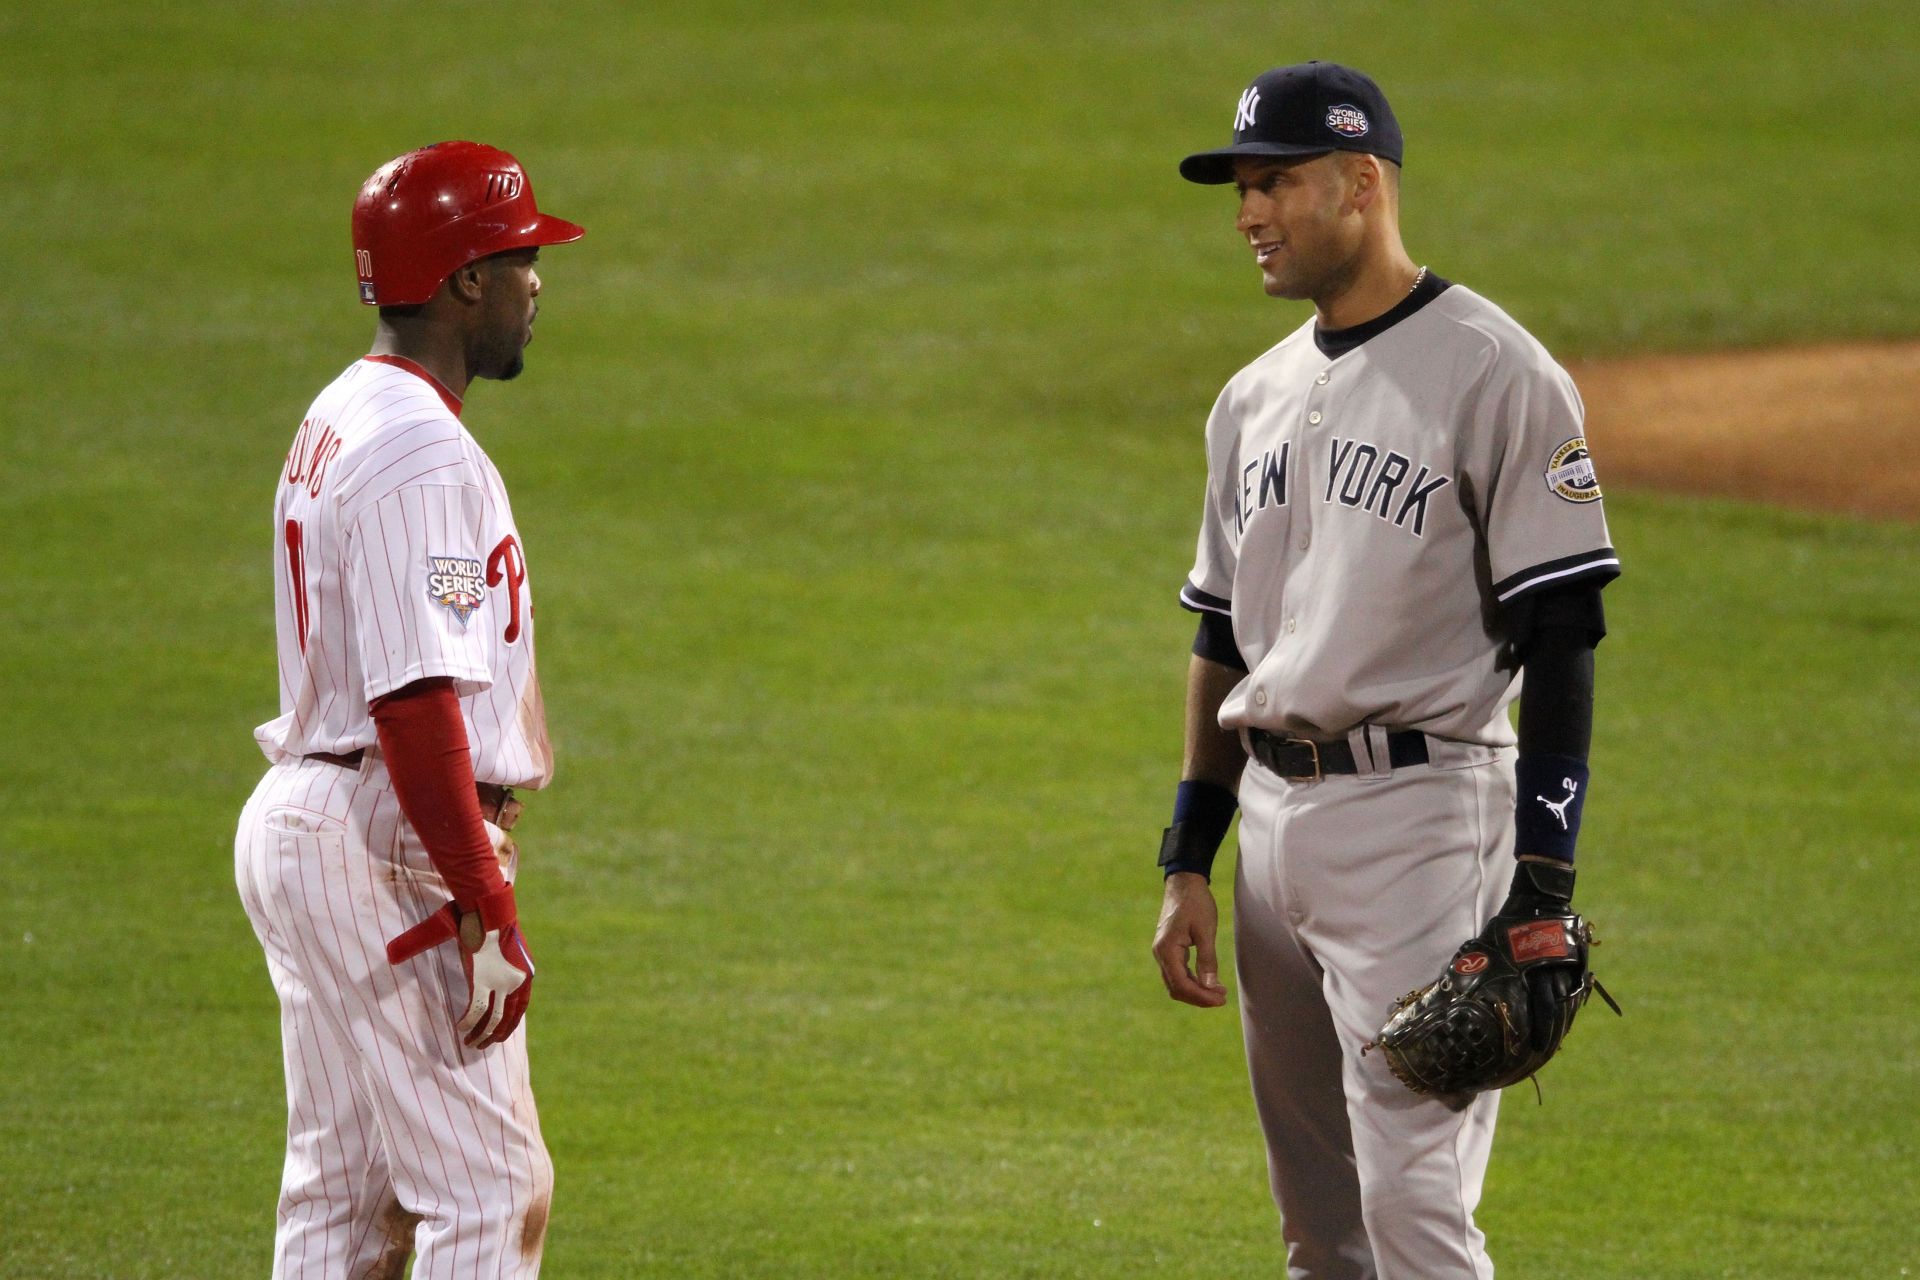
[457,918,535,1048]
[386,902,461,961]
[386,885,534,1049]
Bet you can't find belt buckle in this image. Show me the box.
[477,783,517,829]
[1278,736,1321,784]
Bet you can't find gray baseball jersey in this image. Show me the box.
[1180,282,1619,746]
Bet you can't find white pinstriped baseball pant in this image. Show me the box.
[1234,738,1515,1280]
[235,756,552,1279]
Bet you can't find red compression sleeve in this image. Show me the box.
[370,678,512,917]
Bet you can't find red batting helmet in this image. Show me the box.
[351,141,585,306]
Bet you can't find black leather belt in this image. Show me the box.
[1246,727,1430,782]
[305,750,517,826]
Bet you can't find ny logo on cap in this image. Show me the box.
[1234,86,1261,133]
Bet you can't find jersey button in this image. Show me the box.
[1298,535,1310,551]
[1316,372,1329,385]
[1308,411,1323,424]
[1286,617,1297,634]
[1253,689,1268,706]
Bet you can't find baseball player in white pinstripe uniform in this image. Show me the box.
[235,142,582,1278]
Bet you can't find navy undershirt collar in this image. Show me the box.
[1313,271,1453,358]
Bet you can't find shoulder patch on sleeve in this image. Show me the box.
[1545,436,1602,504]
[425,554,487,627]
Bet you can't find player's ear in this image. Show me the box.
[447,261,487,305]
[1348,154,1382,214]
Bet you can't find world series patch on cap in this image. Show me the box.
[1180,60,1405,184]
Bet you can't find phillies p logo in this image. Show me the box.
[487,535,527,643]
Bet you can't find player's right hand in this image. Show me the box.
[1153,872,1227,1008]
[455,909,535,1049]
[387,886,534,1050]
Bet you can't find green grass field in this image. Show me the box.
[6,2,1917,1276]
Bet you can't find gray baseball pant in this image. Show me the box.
[1233,735,1515,1280]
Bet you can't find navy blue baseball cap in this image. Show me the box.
[1180,61,1404,184]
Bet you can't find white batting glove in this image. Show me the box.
[455,910,535,1049]
[387,885,534,1050]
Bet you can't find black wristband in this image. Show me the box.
[1158,779,1237,880]
[1514,753,1590,862]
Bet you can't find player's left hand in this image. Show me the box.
[484,818,518,880]
[1368,859,1618,1098]
[1153,872,1228,1008]
[1491,860,1590,1054]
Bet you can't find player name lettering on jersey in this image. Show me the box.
[1234,441,1291,534]
[1323,437,1452,537]
[284,417,344,498]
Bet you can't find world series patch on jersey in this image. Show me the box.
[425,554,489,625]
[1181,282,1620,745]
[255,355,554,788]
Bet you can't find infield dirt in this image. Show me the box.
[1574,340,1920,522]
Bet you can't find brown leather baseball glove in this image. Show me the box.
[1368,861,1619,1102]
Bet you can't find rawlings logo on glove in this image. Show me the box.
[1505,919,1574,962]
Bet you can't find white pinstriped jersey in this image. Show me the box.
[255,356,554,788]
[1182,283,1619,746]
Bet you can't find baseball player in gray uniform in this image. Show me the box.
[1149,63,1620,1278]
